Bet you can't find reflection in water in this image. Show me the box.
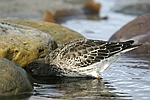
[0,93,32,100]
[116,54,150,70]
[30,77,128,100]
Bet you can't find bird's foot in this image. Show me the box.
[97,76,101,80]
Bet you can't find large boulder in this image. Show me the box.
[0,18,85,46]
[109,14,150,54]
[112,0,150,15]
[0,58,33,96]
[0,21,57,67]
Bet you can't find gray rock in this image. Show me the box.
[112,0,150,15]
[0,58,33,96]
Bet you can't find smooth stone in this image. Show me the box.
[0,21,57,67]
[109,14,150,54]
[112,0,150,15]
[0,18,85,46]
[0,58,33,96]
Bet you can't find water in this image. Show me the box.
[2,0,150,100]
[4,55,149,100]
[102,55,150,100]
[23,55,149,100]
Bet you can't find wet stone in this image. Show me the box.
[0,58,33,96]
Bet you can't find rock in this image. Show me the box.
[42,10,56,23]
[0,18,85,46]
[0,58,33,96]
[84,0,101,14]
[0,0,101,22]
[112,0,150,15]
[0,21,57,67]
[109,14,150,54]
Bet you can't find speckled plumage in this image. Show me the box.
[26,39,140,78]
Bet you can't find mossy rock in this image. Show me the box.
[0,21,57,67]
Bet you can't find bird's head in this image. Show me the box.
[25,58,50,77]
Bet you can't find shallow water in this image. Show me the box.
[2,0,150,100]
[24,57,150,100]
[2,55,149,100]
[29,55,150,100]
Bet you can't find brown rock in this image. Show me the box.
[0,58,33,96]
[42,10,56,23]
[84,0,101,13]
[54,9,80,18]
[0,21,57,67]
[43,10,56,23]
[109,14,150,54]
[0,18,85,46]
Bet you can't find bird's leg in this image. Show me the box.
[97,75,101,80]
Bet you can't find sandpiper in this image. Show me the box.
[26,39,140,79]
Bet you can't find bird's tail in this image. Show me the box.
[119,40,141,53]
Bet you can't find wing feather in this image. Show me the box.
[51,39,135,69]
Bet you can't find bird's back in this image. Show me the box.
[48,39,139,77]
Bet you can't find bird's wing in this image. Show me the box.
[52,39,135,68]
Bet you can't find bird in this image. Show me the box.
[26,39,140,79]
